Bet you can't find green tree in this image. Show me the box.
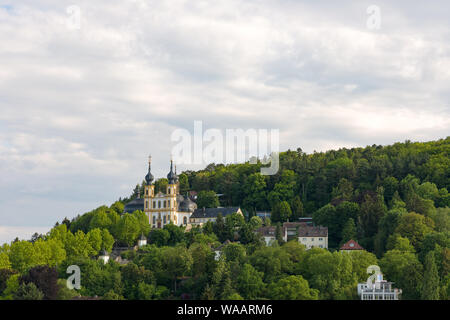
[236,264,265,299]
[271,201,292,223]
[242,173,268,211]
[117,213,141,246]
[154,178,168,194]
[89,209,112,230]
[269,275,318,300]
[196,190,220,209]
[395,212,434,250]
[341,218,357,244]
[9,241,36,273]
[421,252,440,300]
[267,170,297,207]
[359,193,387,245]
[33,238,66,267]
[14,282,44,300]
[290,196,304,220]
[101,229,115,252]
[223,243,246,263]
[161,246,193,292]
[164,224,186,246]
[149,229,170,247]
[87,228,103,254]
[331,178,353,201]
[178,173,190,194]
[380,249,423,299]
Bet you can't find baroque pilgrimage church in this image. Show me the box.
[123,157,242,229]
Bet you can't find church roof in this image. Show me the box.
[179,194,197,213]
[123,198,144,213]
[167,160,176,184]
[191,207,241,219]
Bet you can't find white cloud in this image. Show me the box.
[0,1,449,240]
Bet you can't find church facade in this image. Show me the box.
[142,157,197,229]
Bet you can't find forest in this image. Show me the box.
[0,137,449,300]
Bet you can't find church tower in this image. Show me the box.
[166,159,178,224]
[144,156,155,225]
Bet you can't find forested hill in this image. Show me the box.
[171,137,450,249]
[72,136,449,252]
[1,137,448,300]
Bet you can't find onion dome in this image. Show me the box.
[145,156,154,185]
[167,160,176,184]
[179,193,197,213]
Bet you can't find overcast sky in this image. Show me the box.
[0,1,449,244]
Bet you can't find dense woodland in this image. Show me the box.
[0,137,449,300]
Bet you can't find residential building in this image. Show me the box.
[358,273,402,300]
[190,207,243,226]
[283,222,328,249]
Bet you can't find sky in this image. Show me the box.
[0,0,449,244]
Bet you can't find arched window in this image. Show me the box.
[183,217,187,225]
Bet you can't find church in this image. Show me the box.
[142,156,197,228]
[123,157,242,229]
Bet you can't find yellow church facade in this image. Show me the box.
[143,157,197,229]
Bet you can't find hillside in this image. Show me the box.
[0,137,448,300]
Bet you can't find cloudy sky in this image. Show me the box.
[0,0,449,244]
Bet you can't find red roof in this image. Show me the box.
[340,239,364,250]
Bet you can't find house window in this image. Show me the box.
[145,189,148,196]
[145,201,148,209]
[319,238,323,241]
[158,201,161,208]
[303,238,307,241]
[163,200,166,208]
[168,200,171,208]
[311,238,314,241]
[153,216,156,224]
[163,216,166,224]
[183,217,187,224]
